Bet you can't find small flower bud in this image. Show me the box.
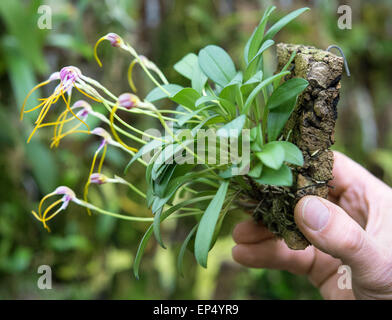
[73,100,92,118]
[72,100,91,110]
[91,127,112,142]
[105,33,123,47]
[54,186,76,199]
[118,93,140,110]
[90,173,108,185]
[54,186,76,210]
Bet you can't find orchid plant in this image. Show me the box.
[22,6,310,278]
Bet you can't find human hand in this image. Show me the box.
[232,151,392,299]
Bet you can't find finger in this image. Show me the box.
[331,151,392,227]
[329,151,392,226]
[330,151,384,198]
[295,196,384,278]
[232,220,274,244]
[232,238,315,275]
[318,272,355,300]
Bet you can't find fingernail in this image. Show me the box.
[301,197,330,231]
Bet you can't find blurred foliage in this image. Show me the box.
[0,0,391,299]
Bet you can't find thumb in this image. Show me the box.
[294,196,381,275]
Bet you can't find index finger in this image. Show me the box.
[329,151,380,198]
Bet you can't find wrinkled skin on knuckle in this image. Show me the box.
[340,226,365,257]
[355,251,392,299]
[338,185,369,226]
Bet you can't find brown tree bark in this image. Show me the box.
[253,44,344,250]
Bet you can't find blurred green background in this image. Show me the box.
[0,0,391,299]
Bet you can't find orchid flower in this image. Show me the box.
[26,32,185,235]
[31,186,77,232]
[31,184,153,232]
[50,100,93,148]
[21,66,103,142]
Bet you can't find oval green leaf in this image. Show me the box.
[267,78,308,110]
[198,45,236,87]
[194,180,229,268]
[254,164,293,186]
[146,84,183,102]
[269,141,304,166]
[256,142,285,170]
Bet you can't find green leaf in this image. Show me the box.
[245,5,276,63]
[177,105,214,126]
[153,211,166,249]
[153,164,178,197]
[218,98,237,119]
[255,164,293,186]
[146,187,154,209]
[216,115,246,139]
[174,53,207,93]
[256,142,285,170]
[244,71,263,84]
[249,39,275,66]
[269,141,304,166]
[273,50,297,89]
[151,153,169,181]
[241,71,263,95]
[194,180,229,267]
[219,160,250,178]
[242,71,290,114]
[125,138,168,173]
[219,72,243,103]
[264,7,310,41]
[174,53,198,79]
[251,141,262,153]
[135,195,215,279]
[153,195,213,252]
[198,45,236,87]
[220,72,243,90]
[245,40,274,80]
[253,123,264,149]
[191,64,208,93]
[145,84,183,102]
[248,162,263,178]
[195,95,218,107]
[267,78,308,110]
[151,167,204,215]
[219,166,235,179]
[164,141,195,169]
[151,142,193,183]
[243,38,251,65]
[191,114,221,135]
[146,150,162,186]
[177,224,198,277]
[250,126,257,142]
[202,115,225,126]
[133,224,154,279]
[170,88,201,110]
[209,193,237,249]
[267,97,297,141]
[265,78,308,141]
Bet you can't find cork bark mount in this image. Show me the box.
[251,44,344,250]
